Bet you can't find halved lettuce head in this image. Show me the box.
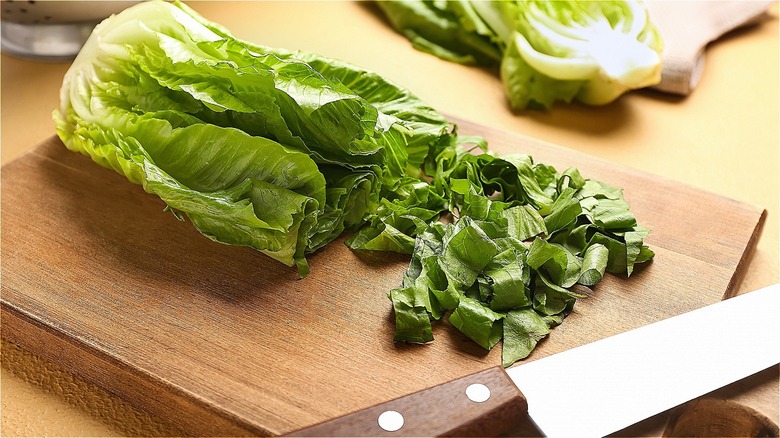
[54,0,454,276]
[501,0,663,108]
[377,0,663,110]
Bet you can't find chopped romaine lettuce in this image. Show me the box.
[55,0,653,365]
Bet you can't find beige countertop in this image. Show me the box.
[1,1,778,436]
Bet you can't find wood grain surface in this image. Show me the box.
[0,118,766,436]
[290,366,533,437]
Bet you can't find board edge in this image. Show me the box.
[0,298,275,437]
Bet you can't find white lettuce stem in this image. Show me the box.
[513,0,660,88]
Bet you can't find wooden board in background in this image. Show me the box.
[1,120,765,436]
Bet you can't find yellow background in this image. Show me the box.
[2,2,777,435]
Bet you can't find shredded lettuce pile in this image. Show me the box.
[393,160,654,365]
[54,0,653,365]
[377,0,664,110]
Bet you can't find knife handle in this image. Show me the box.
[287,366,538,437]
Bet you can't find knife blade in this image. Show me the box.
[289,283,779,437]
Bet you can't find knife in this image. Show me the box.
[289,283,779,437]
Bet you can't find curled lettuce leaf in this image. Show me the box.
[502,308,550,366]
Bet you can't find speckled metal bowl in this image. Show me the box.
[1,1,141,60]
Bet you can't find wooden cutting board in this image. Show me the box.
[1,119,765,436]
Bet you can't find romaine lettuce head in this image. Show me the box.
[54,0,454,276]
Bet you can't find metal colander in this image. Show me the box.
[1,1,141,60]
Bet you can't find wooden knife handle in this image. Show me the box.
[287,366,538,437]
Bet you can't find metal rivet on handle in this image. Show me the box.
[377,410,404,432]
[465,383,491,403]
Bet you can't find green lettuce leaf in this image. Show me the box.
[578,243,609,286]
[449,296,505,350]
[502,308,550,366]
[390,286,434,343]
[375,0,502,65]
[485,249,531,311]
[500,205,547,241]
